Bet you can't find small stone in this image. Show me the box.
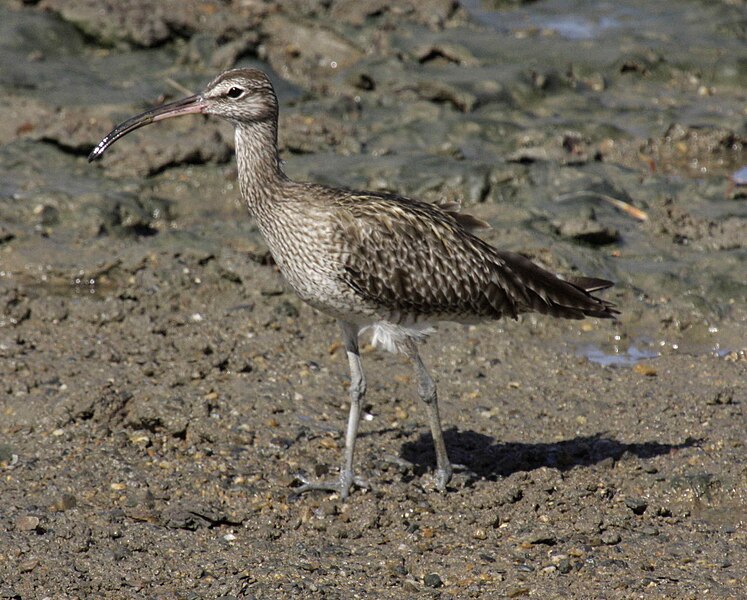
[423,573,443,588]
[633,364,657,377]
[51,493,77,512]
[18,559,39,573]
[394,406,408,420]
[641,526,659,536]
[550,554,567,564]
[655,506,672,517]
[129,433,150,446]
[601,531,621,545]
[274,300,299,318]
[541,565,557,574]
[624,497,648,515]
[319,437,338,450]
[473,528,487,540]
[554,216,620,246]
[386,559,407,576]
[557,559,573,574]
[522,529,556,545]
[15,516,40,531]
[517,564,534,573]
[0,444,14,465]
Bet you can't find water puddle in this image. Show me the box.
[578,334,738,367]
[580,343,659,367]
[463,0,712,43]
[3,268,120,301]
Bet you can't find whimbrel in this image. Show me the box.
[89,68,618,499]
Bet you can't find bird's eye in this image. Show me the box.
[226,87,244,99]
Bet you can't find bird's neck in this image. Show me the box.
[234,120,287,212]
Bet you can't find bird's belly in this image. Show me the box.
[260,228,373,319]
[281,262,361,315]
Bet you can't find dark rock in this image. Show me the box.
[557,559,573,574]
[274,300,299,318]
[624,497,648,515]
[554,215,620,246]
[522,529,557,545]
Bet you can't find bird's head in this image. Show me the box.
[88,68,278,162]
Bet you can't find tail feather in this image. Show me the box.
[493,251,619,320]
[563,276,615,294]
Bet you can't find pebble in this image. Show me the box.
[633,364,657,377]
[51,493,77,512]
[624,497,648,515]
[0,444,15,465]
[522,529,556,545]
[508,587,530,597]
[423,573,443,588]
[15,516,40,531]
[601,531,621,545]
[557,559,573,574]
[18,559,38,573]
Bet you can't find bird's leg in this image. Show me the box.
[403,339,453,491]
[292,321,368,499]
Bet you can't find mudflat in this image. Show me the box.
[1,1,745,597]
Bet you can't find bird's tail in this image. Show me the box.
[493,251,619,320]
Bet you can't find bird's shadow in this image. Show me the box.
[400,429,700,481]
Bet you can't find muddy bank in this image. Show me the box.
[0,0,745,598]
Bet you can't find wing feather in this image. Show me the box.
[327,189,617,322]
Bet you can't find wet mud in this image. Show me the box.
[1,0,745,597]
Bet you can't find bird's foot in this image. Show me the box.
[383,456,470,492]
[432,462,477,492]
[434,462,454,492]
[290,471,370,500]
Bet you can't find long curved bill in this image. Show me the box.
[88,94,207,162]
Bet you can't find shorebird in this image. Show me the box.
[89,68,617,499]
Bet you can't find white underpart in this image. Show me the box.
[364,321,436,354]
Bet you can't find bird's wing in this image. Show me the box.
[331,191,617,322]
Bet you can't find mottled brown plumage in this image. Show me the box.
[90,68,618,499]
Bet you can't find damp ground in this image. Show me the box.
[0,0,745,598]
